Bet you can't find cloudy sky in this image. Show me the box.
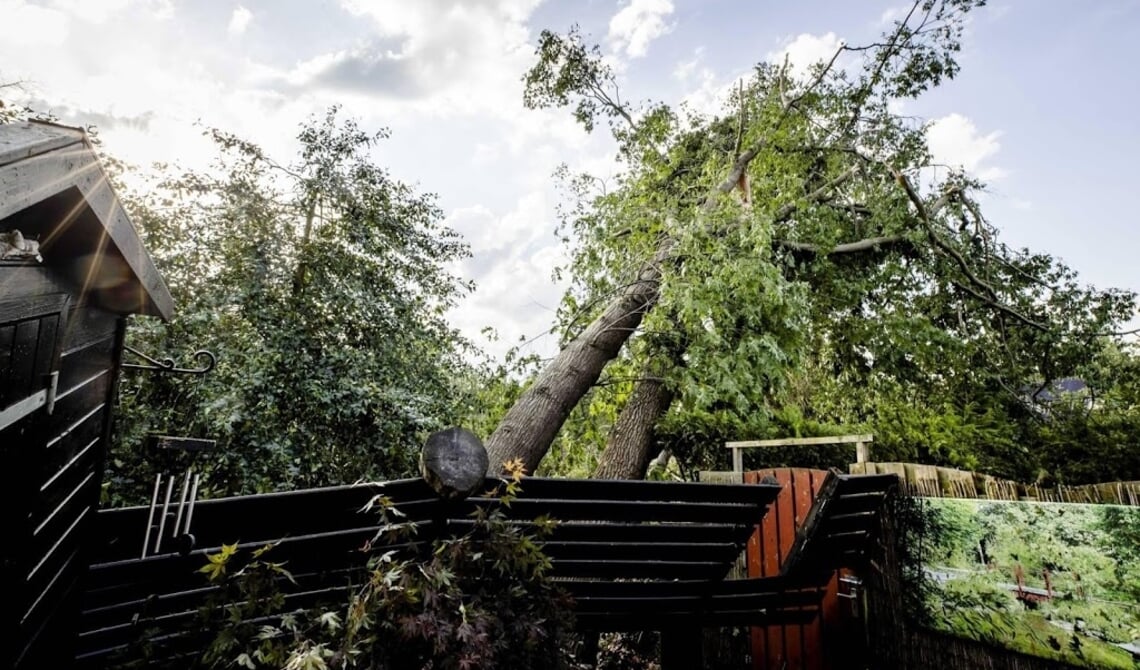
[2,0,1138,360]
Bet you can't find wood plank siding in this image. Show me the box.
[2,121,173,670]
[0,263,126,669]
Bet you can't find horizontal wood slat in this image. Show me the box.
[74,477,788,664]
[88,477,776,564]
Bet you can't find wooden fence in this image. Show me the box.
[703,465,1103,670]
[850,462,1140,506]
[742,468,852,670]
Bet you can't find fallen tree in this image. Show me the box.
[487,0,1135,478]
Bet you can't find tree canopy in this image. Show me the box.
[110,108,478,501]
[9,1,1132,495]
[485,0,1138,483]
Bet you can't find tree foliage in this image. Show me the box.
[502,0,1138,481]
[111,108,476,501]
[917,499,1140,668]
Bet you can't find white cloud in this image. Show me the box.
[149,0,173,19]
[0,0,69,47]
[447,190,550,255]
[43,0,171,23]
[0,0,612,363]
[679,69,735,120]
[445,190,570,360]
[0,0,310,172]
[471,142,501,166]
[768,32,844,80]
[228,6,253,36]
[573,149,621,185]
[677,62,752,122]
[608,0,675,58]
[46,0,132,23]
[678,32,843,123]
[926,113,1007,182]
[673,47,704,82]
[878,5,908,25]
[278,0,574,148]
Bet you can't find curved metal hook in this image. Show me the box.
[123,346,217,376]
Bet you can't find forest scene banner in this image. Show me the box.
[921,498,1140,669]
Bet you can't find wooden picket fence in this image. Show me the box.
[849,462,1140,506]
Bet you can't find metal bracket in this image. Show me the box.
[147,435,217,452]
[838,574,862,600]
[123,346,216,376]
[45,371,59,414]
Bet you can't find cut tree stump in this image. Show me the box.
[420,427,489,500]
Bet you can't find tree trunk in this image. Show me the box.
[592,375,673,479]
[482,102,865,477]
[483,171,856,476]
[484,240,673,475]
[420,427,488,500]
[590,184,924,482]
[291,194,318,297]
[483,108,786,475]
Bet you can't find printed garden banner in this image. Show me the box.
[921,498,1140,668]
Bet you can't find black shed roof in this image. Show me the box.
[0,120,173,319]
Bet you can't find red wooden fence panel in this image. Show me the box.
[745,468,845,670]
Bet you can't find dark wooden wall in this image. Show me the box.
[0,262,125,670]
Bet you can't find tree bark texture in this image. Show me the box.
[484,240,673,475]
[592,374,674,479]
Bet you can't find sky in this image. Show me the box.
[2,0,1138,361]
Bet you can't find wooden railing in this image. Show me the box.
[725,434,873,474]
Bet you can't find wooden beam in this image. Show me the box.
[725,434,873,448]
[698,470,743,484]
[0,121,84,167]
[726,434,873,473]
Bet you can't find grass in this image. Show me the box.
[934,609,1137,670]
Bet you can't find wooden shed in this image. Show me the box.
[0,121,172,669]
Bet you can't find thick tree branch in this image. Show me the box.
[892,169,1049,332]
[776,235,909,256]
[778,166,860,221]
[593,373,674,479]
[949,280,1047,331]
[594,375,668,388]
[485,235,674,473]
[895,173,989,290]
